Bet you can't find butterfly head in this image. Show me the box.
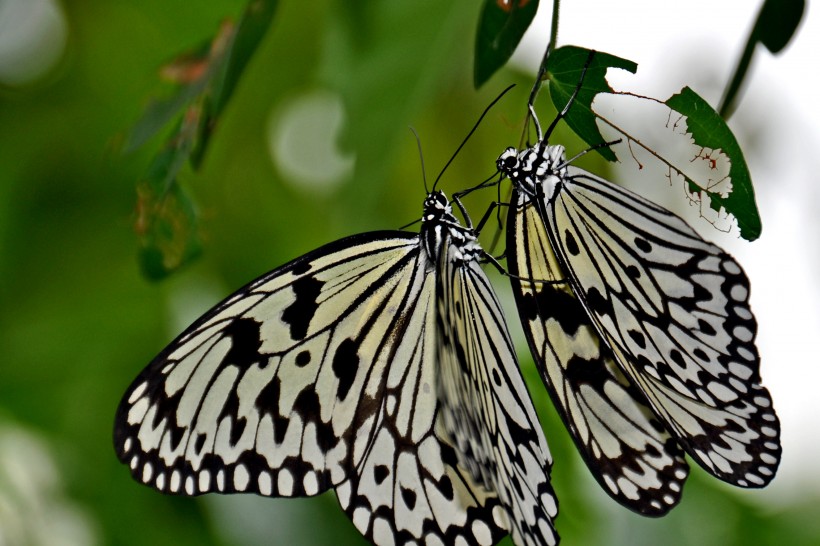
[497,143,567,200]
[420,191,479,266]
[423,190,451,219]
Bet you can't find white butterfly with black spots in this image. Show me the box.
[114,191,559,546]
[497,115,781,516]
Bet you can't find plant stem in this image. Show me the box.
[548,0,560,54]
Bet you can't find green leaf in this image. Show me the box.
[474,0,539,88]
[757,0,805,53]
[134,111,204,280]
[211,0,279,116]
[665,87,761,240]
[135,170,203,281]
[545,45,636,161]
[123,78,208,153]
[136,181,203,281]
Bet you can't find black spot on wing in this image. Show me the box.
[511,474,524,500]
[586,286,612,317]
[400,486,417,510]
[453,337,469,374]
[194,433,207,454]
[223,318,263,368]
[437,475,454,501]
[698,318,717,336]
[230,417,247,446]
[519,279,589,336]
[634,237,652,253]
[564,230,580,256]
[151,389,184,430]
[437,444,459,501]
[293,388,340,453]
[295,350,311,367]
[332,338,360,401]
[167,421,185,451]
[215,374,250,447]
[374,465,389,484]
[628,329,646,349]
[282,276,324,341]
[256,377,290,444]
[491,368,502,387]
[565,354,608,390]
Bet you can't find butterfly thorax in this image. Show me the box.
[421,191,482,267]
[497,142,568,205]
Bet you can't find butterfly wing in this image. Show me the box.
[437,237,559,545]
[333,242,510,545]
[508,188,689,516]
[546,167,781,487]
[114,233,423,498]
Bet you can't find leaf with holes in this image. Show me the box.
[665,87,761,240]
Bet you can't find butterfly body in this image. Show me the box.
[115,191,558,546]
[499,139,780,516]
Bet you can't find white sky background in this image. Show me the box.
[512,0,820,504]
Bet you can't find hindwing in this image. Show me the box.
[509,191,689,515]
[437,237,559,545]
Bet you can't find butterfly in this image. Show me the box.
[495,52,781,516]
[114,190,559,546]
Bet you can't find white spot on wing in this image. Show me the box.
[199,470,210,492]
[217,469,225,491]
[128,382,148,404]
[278,469,294,496]
[233,464,249,491]
[258,471,272,496]
[303,471,319,496]
[729,284,748,301]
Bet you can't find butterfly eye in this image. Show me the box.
[497,148,519,172]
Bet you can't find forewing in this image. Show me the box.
[114,233,421,498]
[548,169,781,487]
[437,239,559,546]
[509,191,688,516]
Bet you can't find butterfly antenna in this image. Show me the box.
[409,126,429,194]
[527,45,551,111]
[542,49,596,142]
[398,217,422,231]
[524,44,552,142]
[433,83,516,191]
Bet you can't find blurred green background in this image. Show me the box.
[1,1,817,545]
